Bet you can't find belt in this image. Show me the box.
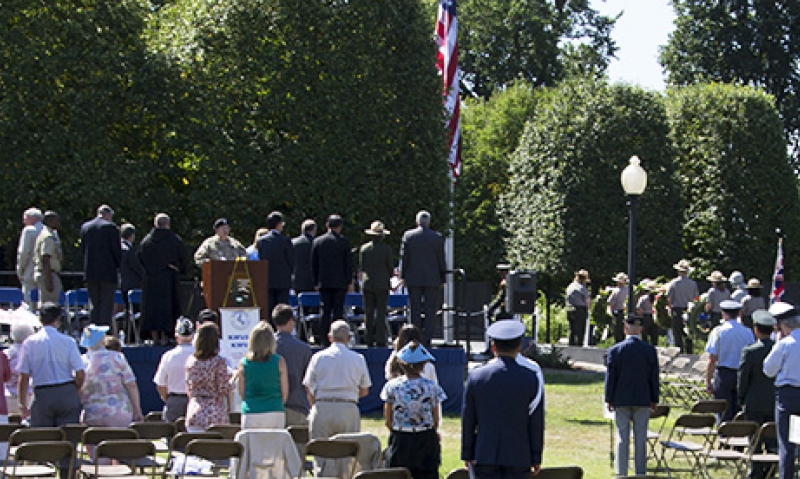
[168,393,188,398]
[777,385,800,390]
[34,381,74,390]
[717,366,738,372]
[393,426,433,433]
[317,398,357,404]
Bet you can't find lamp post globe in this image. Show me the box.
[622,156,647,322]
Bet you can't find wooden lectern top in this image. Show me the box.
[201,259,269,320]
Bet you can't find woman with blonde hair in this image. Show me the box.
[238,321,288,429]
[186,323,233,432]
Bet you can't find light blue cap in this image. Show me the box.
[80,324,109,348]
[487,320,526,340]
[398,343,436,364]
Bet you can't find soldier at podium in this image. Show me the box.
[194,218,246,266]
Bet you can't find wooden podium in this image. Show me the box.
[201,260,269,320]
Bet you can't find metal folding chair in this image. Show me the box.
[64,289,90,337]
[702,421,759,479]
[0,288,24,308]
[7,441,74,479]
[659,413,717,477]
[127,290,143,344]
[297,292,321,342]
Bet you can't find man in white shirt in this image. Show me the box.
[16,208,43,308]
[303,320,371,439]
[153,318,195,421]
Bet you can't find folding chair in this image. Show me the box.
[6,441,74,479]
[235,429,302,479]
[206,424,240,440]
[129,421,176,455]
[83,439,157,478]
[179,439,243,478]
[164,432,224,478]
[297,293,322,342]
[745,422,779,478]
[659,413,717,477]
[144,411,163,422]
[301,439,359,479]
[5,428,66,476]
[534,466,584,479]
[702,420,759,478]
[288,425,310,471]
[353,468,411,479]
[65,288,90,337]
[688,398,728,428]
[0,288,24,308]
[79,427,139,469]
[127,290,143,345]
[344,293,365,342]
[387,294,409,339]
[646,404,670,468]
[444,469,468,479]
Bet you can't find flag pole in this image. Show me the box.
[444,179,455,343]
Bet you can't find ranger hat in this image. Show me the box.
[487,320,526,341]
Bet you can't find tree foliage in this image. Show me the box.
[665,83,800,278]
[660,0,800,169]
[499,78,683,285]
[459,0,617,98]
[456,82,537,282]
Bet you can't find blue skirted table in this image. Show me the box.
[122,345,467,415]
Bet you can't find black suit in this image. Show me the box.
[292,234,315,292]
[120,239,143,306]
[257,230,294,315]
[400,226,446,345]
[739,337,776,424]
[80,216,122,327]
[311,230,352,345]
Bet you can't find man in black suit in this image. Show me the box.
[120,223,143,311]
[400,210,446,346]
[311,214,352,346]
[292,219,317,294]
[256,211,294,317]
[80,204,122,328]
[605,316,659,477]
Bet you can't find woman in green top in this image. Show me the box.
[238,321,289,428]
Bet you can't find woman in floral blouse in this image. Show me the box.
[185,322,233,432]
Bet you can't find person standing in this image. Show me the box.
[256,211,294,316]
[137,213,188,345]
[738,310,776,426]
[153,318,195,421]
[311,215,353,346]
[16,303,85,426]
[461,321,545,479]
[399,210,446,346]
[194,218,246,266]
[729,271,747,303]
[185,323,233,432]
[16,207,43,308]
[705,271,731,325]
[763,302,800,479]
[80,205,122,328]
[238,321,288,429]
[740,278,767,328]
[636,280,659,346]
[705,300,754,423]
[273,304,312,426]
[607,272,629,343]
[303,320,371,440]
[33,211,63,307]
[359,221,394,347]
[120,223,144,311]
[666,259,699,354]
[292,219,317,294]
[566,270,591,346]
[605,316,659,477]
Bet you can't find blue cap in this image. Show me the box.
[487,320,526,340]
[398,343,436,364]
[80,324,110,348]
[720,300,742,311]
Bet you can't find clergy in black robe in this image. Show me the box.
[137,213,188,343]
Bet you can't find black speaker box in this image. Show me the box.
[506,270,537,314]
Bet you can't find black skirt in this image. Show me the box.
[385,429,440,479]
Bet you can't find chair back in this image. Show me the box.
[96,439,156,461]
[169,432,224,453]
[65,288,90,307]
[0,424,25,442]
[81,427,138,446]
[9,427,65,446]
[128,289,143,305]
[207,423,241,440]
[304,439,360,479]
[175,417,186,433]
[353,468,411,479]
[649,404,670,420]
[0,288,24,307]
[298,292,321,307]
[673,413,717,430]
[535,466,584,479]
[11,441,74,478]
[185,439,243,462]
[61,424,89,444]
[287,425,309,445]
[229,411,242,424]
[345,293,364,309]
[387,294,409,309]
[129,421,176,440]
[445,468,469,479]
[144,411,163,422]
[691,399,728,415]
[717,420,759,441]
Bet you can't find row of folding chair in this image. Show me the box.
[446,466,584,479]
[659,351,711,407]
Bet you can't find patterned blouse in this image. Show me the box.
[381,376,446,431]
[80,349,137,423]
[186,355,232,429]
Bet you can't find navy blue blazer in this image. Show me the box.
[256,230,294,290]
[462,355,545,468]
[311,230,352,289]
[605,335,660,408]
[291,234,315,292]
[80,216,121,283]
[399,226,446,287]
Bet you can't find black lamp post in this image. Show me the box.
[621,156,648,318]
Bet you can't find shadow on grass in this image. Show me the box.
[544,369,605,385]
[566,418,610,426]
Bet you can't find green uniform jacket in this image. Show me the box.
[359,240,393,292]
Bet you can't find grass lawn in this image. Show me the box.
[360,368,709,478]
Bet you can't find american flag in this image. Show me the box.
[436,0,461,179]
[771,238,785,303]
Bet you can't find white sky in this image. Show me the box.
[591,0,676,91]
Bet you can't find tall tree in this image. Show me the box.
[665,83,800,278]
[499,78,683,285]
[660,0,800,169]
[459,0,617,98]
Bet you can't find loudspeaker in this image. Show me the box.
[506,270,537,314]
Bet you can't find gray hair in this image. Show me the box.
[416,210,431,227]
[10,323,35,344]
[154,213,170,228]
[782,315,800,330]
[23,208,42,221]
[120,223,136,240]
[329,320,351,343]
[301,219,317,235]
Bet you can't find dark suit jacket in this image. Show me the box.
[292,234,315,292]
[120,239,143,293]
[311,230,352,289]
[399,226,446,287]
[359,240,393,292]
[256,230,294,290]
[738,337,776,415]
[605,335,659,407]
[80,216,122,283]
[462,355,544,468]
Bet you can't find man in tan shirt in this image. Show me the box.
[33,211,63,306]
